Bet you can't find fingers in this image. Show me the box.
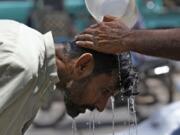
[89,23,99,28]
[75,41,94,49]
[98,40,111,47]
[80,28,96,35]
[103,15,117,22]
[105,20,124,26]
[75,34,94,41]
[75,34,96,49]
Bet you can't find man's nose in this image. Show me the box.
[96,97,109,112]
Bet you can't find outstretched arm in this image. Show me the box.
[127,28,180,60]
[75,16,180,60]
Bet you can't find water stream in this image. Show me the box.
[72,119,77,135]
[128,96,138,135]
[111,96,115,135]
[117,53,138,135]
[92,111,96,135]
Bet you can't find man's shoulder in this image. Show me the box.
[0,19,20,24]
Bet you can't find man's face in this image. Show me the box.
[64,71,119,118]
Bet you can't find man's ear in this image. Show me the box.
[74,53,94,80]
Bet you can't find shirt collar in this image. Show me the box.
[43,32,59,84]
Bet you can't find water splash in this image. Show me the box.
[111,96,115,135]
[128,96,138,135]
[117,52,139,135]
[72,119,77,135]
[117,55,123,99]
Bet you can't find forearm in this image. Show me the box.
[128,28,180,60]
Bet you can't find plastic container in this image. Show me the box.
[85,0,138,28]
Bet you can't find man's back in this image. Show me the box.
[0,20,59,135]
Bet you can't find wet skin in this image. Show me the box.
[64,72,119,118]
[55,45,119,118]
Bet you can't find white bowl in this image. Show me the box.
[85,0,138,28]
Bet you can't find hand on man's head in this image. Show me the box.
[75,15,132,54]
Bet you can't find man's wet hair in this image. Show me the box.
[62,41,139,96]
[62,42,120,118]
[64,41,118,74]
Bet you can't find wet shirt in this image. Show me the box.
[0,20,59,135]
